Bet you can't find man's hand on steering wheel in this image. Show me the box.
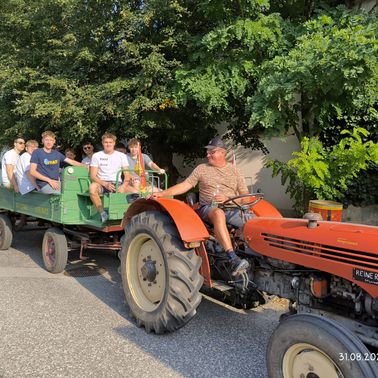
[214,193,229,203]
[218,193,264,211]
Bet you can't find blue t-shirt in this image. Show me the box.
[30,148,66,187]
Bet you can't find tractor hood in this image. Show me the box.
[244,218,378,298]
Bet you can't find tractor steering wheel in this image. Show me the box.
[218,193,264,212]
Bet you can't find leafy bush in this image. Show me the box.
[267,128,378,214]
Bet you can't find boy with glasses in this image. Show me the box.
[81,142,94,165]
[1,137,25,192]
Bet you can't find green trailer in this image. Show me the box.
[0,166,165,273]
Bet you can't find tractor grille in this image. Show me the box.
[262,233,378,270]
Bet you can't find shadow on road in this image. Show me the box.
[112,300,281,378]
[10,226,282,378]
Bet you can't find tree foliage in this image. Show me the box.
[0,0,217,182]
[249,8,378,141]
[0,0,376,196]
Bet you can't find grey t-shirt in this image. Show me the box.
[126,153,152,176]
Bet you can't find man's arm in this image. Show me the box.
[5,164,14,181]
[64,158,86,167]
[6,164,19,192]
[26,170,38,189]
[29,162,59,190]
[148,161,164,173]
[90,166,106,186]
[238,190,251,204]
[153,181,193,198]
[122,168,131,185]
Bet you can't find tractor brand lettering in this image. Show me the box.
[65,175,77,181]
[337,238,358,246]
[35,207,49,216]
[353,268,378,286]
[43,159,59,165]
[16,203,29,211]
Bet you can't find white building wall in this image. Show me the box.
[173,129,300,216]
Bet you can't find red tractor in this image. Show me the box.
[119,194,378,378]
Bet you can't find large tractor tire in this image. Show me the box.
[0,214,13,250]
[42,227,68,273]
[267,313,378,378]
[120,211,203,334]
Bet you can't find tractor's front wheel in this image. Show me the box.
[267,314,378,378]
[120,211,203,333]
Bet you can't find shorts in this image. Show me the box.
[39,183,61,195]
[196,204,255,230]
[99,181,121,194]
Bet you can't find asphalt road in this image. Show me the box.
[0,226,286,378]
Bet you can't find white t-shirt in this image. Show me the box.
[90,150,129,182]
[82,156,91,165]
[15,152,35,195]
[1,149,19,186]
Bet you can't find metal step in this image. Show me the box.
[212,280,233,292]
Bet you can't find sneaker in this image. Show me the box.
[100,211,109,223]
[230,256,249,276]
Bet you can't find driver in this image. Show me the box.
[153,137,252,276]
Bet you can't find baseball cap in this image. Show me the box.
[205,137,226,150]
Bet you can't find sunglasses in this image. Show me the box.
[83,146,93,150]
[16,141,25,145]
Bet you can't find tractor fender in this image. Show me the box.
[122,198,209,244]
[252,199,282,218]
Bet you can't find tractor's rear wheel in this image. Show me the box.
[42,227,68,273]
[0,214,13,250]
[120,211,203,333]
[267,314,378,378]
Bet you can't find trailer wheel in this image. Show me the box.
[0,214,13,250]
[42,227,68,273]
[120,211,203,333]
[267,314,378,378]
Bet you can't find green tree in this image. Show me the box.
[0,0,376,194]
[249,8,378,141]
[0,0,217,183]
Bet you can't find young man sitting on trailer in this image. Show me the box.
[89,132,137,223]
[126,138,165,192]
[15,139,39,195]
[30,131,85,194]
[81,141,95,165]
[1,137,25,192]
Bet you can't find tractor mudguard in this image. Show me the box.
[252,199,282,218]
[122,198,209,244]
